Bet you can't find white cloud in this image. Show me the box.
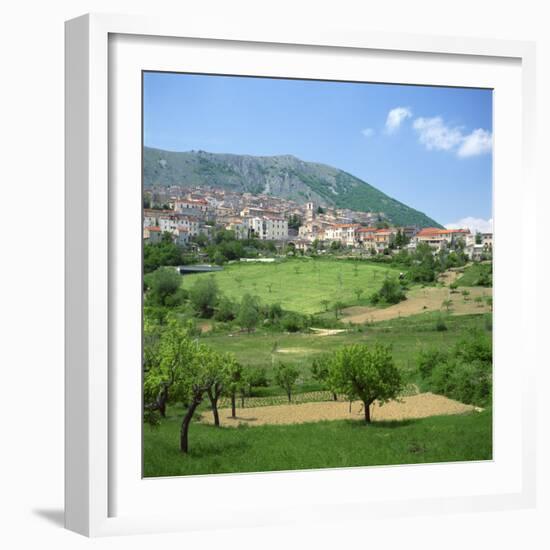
[457,128,493,157]
[412,117,463,151]
[413,116,492,158]
[385,107,412,133]
[446,217,493,234]
[361,128,375,138]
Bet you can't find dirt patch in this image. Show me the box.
[309,328,348,336]
[342,279,492,324]
[276,347,315,354]
[200,392,479,427]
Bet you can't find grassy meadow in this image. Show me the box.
[201,312,488,381]
[144,256,492,478]
[180,258,403,314]
[144,406,492,477]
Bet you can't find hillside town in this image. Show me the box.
[143,185,492,260]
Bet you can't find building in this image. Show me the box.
[247,216,289,241]
[143,226,162,244]
[415,227,470,249]
[159,214,200,237]
[324,223,361,246]
[174,197,209,217]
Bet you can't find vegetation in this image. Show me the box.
[274,363,300,402]
[326,344,403,423]
[369,278,406,305]
[180,258,402,315]
[416,329,492,407]
[457,263,493,287]
[143,408,492,477]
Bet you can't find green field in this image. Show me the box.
[201,312,488,384]
[144,407,492,477]
[181,258,403,314]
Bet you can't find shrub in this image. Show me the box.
[189,277,219,318]
[246,366,269,388]
[214,296,237,322]
[281,313,303,332]
[435,315,448,331]
[370,278,406,305]
[417,348,448,379]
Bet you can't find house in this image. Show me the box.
[247,216,289,241]
[143,226,162,244]
[415,227,470,249]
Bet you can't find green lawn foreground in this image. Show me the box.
[143,408,492,477]
[180,258,403,314]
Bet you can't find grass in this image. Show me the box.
[143,407,492,477]
[456,263,492,287]
[180,257,403,314]
[200,313,490,385]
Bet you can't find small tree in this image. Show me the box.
[321,299,330,312]
[144,321,213,453]
[204,350,227,427]
[224,357,244,418]
[237,293,260,333]
[328,344,402,423]
[144,267,183,307]
[189,276,219,318]
[442,299,453,313]
[311,355,338,400]
[274,363,300,403]
[354,288,364,302]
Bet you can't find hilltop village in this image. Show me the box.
[144,185,492,261]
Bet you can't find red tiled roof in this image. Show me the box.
[417,227,469,237]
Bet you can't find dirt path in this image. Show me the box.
[200,392,480,427]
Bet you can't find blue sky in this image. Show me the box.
[144,72,493,230]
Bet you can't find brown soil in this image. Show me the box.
[200,392,480,427]
[342,269,492,324]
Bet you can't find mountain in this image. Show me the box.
[143,147,443,228]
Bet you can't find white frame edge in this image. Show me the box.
[65,12,537,537]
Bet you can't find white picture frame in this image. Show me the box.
[65,13,537,537]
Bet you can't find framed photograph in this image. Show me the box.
[65,13,537,536]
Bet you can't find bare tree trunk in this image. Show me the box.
[287,390,291,403]
[332,392,337,401]
[180,397,201,453]
[364,401,371,424]
[231,393,236,418]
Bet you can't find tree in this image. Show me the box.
[442,299,453,313]
[370,278,406,305]
[189,276,219,318]
[333,301,345,319]
[224,358,244,418]
[143,321,214,453]
[354,288,364,302]
[327,344,402,423]
[204,350,227,427]
[237,293,260,333]
[321,299,330,312]
[144,267,184,307]
[274,363,300,403]
[311,355,338,400]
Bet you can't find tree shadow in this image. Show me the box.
[346,418,416,429]
[32,509,64,528]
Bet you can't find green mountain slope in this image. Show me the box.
[143,147,442,228]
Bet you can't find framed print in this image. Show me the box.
[65,13,537,536]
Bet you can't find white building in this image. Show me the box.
[247,216,288,241]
